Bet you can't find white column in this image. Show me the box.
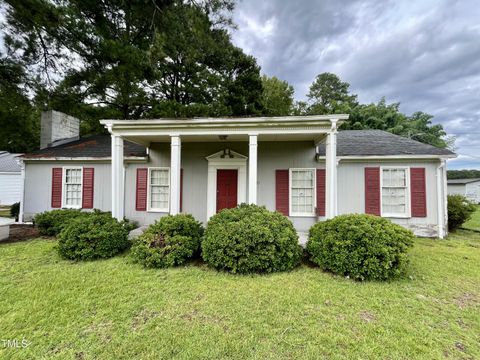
[170,135,181,215]
[436,160,445,239]
[111,135,124,221]
[18,159,25,223]
[248,134,258,204]
[325,120,338,219]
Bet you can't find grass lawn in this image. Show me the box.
[0,206,11,218]
[463,205,480,231]
[0,232,479,359]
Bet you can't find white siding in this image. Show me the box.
[0,173,22,205]
[465,181,480,204]
[23,162,112,221]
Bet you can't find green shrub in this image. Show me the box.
[58,212,130,260]
[448,195,476,231]
[202,204,302,274]
[306,214,414,281]
[34,209,87,236]
[10,202,20,221]
[130,214,204,268]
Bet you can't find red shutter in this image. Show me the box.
[82,168,94,209]
[316,169,326,216]
[136,168,148,211]
[410,167,427,217]
[51,168,63,208]
[276,170,289,216]
[365,167,381,216]
[180,168,183,212]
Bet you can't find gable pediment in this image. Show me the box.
[205,149,247,161]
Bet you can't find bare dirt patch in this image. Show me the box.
[454,293,479,309]
[359,310,376,323]
[3,224,41,243]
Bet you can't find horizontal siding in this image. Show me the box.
[0,173,22,205]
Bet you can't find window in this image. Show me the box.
[63,167,82,208]
[381,167,409,217]
[290,169,316,216]
[148,168,170,211]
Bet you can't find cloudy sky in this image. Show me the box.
[231,0,480,169]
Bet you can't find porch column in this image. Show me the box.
[325,119,338,219]
[170,135,181,215]
[111,134,124,221]
[248,134,258,204]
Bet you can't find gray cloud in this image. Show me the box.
[231,0,480,169]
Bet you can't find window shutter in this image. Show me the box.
[365,167,380,216]
[316,169,326,216]
[276,170,289,216]
[82,168,94,209]
[410,167,427,217]
[51,168,63,208]
[180,168,183,212]
[136,168,148,211]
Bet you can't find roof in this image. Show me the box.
[317,130,455,157]
[0,151,22,172]
[23,135,147,159]
[447,178,480,185]
[22,130,455,160]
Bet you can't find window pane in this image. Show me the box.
[382,169,407,215]
[291,169,315,214]
[150,169,169,209]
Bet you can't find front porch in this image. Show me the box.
[100,115,348,225]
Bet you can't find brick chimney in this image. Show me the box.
[40,110,80,149]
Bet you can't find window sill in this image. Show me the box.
[289,213,317,218]
[62,205,82,210]
[381,214,411,219]
[147,209,169,213]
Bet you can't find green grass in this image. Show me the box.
[463,205,480,231]
[0,233,479,359]
[0,206,11,218]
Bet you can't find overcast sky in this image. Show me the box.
[231,0,480,169]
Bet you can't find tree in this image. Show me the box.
[2,0,263,131]
[260,75,294,116]
[343,98,451,148]
[307,72,358,114]
[0,58,39,152]
[447,170,480,179]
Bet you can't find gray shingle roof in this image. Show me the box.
[317,130,455,157]
[447,178,480,185]
[0,152,22,172]
[23,130,455,159]
[23,135,147,159]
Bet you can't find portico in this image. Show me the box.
[101,115,348,223]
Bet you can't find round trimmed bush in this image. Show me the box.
[447,194,476,231]
[202,204,302,274]
[306,214,414,281]
[57,213,130,260]
[130,214,204,268]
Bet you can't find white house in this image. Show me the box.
[20,111,455,238]
[0,151,23,205]
[447,178,480,204]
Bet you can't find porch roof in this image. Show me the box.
[99,115,348,146]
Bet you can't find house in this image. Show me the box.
[447,178,480,204]
[20,110,456,238]
[0,151,23,205]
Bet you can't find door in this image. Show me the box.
[216,169,238,212]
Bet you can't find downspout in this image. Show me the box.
[436,159,446,239]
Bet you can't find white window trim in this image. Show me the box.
[289,168,317,217]
[147,167,170,213]
[380,166,411,218]
[61,166,83,209]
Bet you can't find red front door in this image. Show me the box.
[216,169,238,212]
